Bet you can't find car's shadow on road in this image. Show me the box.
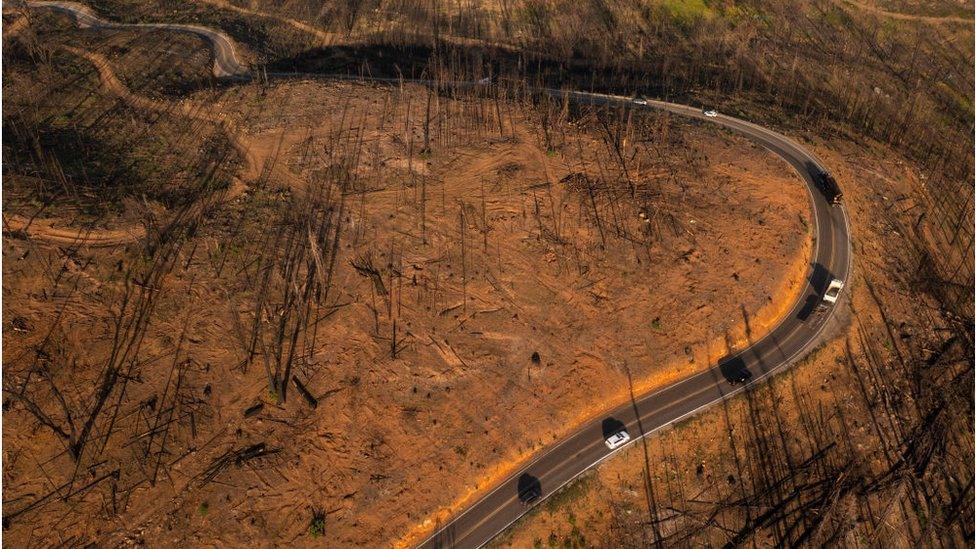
[601,417,627,439]
[796,262,832,321]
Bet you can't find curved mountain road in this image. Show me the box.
[22,3,854,547]
[419,95,852,549]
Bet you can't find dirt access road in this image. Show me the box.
[20,3,854,547]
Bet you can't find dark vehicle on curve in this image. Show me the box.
[817,171,843,205]
[720,356,753,385]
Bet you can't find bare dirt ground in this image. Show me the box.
[2,14,812,545]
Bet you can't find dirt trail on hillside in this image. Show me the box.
[2,214,147,247]
[841,0,974,24]
[3,12,30,36]
[4,43,306,247]
[198,0,531,54]
[198,0,341,45]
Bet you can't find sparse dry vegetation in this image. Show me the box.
[2,0,972,547]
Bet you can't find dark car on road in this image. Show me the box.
[517,474,542,505]
[728,368,752,385]
[719,356,753,385]
[817,171,843,205]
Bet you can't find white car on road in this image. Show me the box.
[703,109,718,117]
[632,96,648,105]
[604,429,631,450]
[822,278,844,304]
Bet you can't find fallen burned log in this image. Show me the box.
[243,402,264,417]
[292,376,318,409]
[198,442,280,486]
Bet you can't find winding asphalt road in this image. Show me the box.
[420,97,852,549]
[21,3,853,547]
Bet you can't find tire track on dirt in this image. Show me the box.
[840,0,974,24]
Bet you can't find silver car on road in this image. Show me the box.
[604,429,631,450]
